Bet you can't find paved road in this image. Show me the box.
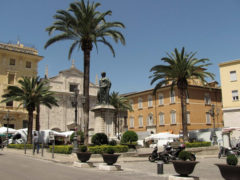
[0,152,164,180]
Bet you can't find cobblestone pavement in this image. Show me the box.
[1,148,226,180]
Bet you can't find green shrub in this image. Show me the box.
[91,133,108,145]
[178,151,192,161]
[49,145,73,154]
[121,131,138,144]
[105,146,115,154]
[79,145,87,152]
[185,141,211,148]
[109,139,117,146]
[88,145,128,154]
[70,131,84,144]
[227,154,238,166]
[7,144,33,149]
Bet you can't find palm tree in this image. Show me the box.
[44,0,125,145]
[1,77,58,144]
[150,47,214,141]
[110,91,132,139]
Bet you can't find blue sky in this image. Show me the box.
[1,0,240,94]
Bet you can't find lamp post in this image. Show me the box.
[71,88,79,153]
[209,104,218,145]
[3,110,14,146]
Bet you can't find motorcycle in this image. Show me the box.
[164,143,196,161]
[148,146,170,163]
[218,146,239,158]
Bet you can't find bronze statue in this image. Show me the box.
[97,72,111,104]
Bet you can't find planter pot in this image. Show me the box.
[76,152,92,162]
[172,160,199,177]
[215,164,240,180]
[102,154,120,165]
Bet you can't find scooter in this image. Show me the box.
[148,146,170,163]
[218,146,238,158]
[165,143,196,161]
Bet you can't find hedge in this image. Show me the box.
[88,145,128,154]
[185,141,211,148]
[7,144,33,149]
[49,145,73,154]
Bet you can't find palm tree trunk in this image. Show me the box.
[27,110,34,144]
[83,48,91,145]
[179,88,188,142]
[36,104,40,131]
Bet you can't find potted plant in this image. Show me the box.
[215,154,240,180]
[172,150,199,177]
[76,145,92,163]
[102,146,120,165]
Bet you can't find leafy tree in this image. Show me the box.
[110,91,132,139]
[121,131,138,144]
[45,0,125,145]
[1,77,58,144]
[91,133,108,145]
[150,47,214,141]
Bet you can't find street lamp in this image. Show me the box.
[71,88,79,153]
[209,104,218,145]
[3,110,14,146]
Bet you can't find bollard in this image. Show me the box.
[157,161,164,174]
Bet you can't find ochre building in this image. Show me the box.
[124,80,223,135]
[0,42,43,129]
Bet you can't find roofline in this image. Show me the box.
[219,59,240,67]
[0,47,43,59]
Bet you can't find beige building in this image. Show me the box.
[219,59,240,139]
[0,42,43,129]
[40,62,99,135]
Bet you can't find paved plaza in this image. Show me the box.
[0,148,227,180]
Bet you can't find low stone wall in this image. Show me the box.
[186,146,219,155]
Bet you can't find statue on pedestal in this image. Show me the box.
[97,72,111,104]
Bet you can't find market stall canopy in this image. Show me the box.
[145,132,179,142]
[222,127,240,133]
[0,127,17,134]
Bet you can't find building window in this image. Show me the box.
[147,114,154,126]
[171,110,176,124]
[26,61,31,68]
[230,71,237,81]
[158,93,164,105]
[138,98,143,109]
[159,112,164,125]
[204,93,211,105]
[206,112,211,124]
[232,90,239,101]
[148,95,153,107]
[187,112,190,124]
[4,124,14,129]
[138,116,143,127]
[186,91,189,103]
[170,91,175,103]
[69,84,78,92]
[130,117,134,128]
[22,120,28,128]
[6,101,13,107]
[8,74,15,84]
[10,58,16,65]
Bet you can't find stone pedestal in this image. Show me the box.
[91,104,116,139]
[73,161,94,168]
[168,175,199,180]
[98,163,121,171]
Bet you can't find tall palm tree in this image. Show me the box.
[44,0,125,145]
[110,91,132,139]
[1,77,58,144]
[150,47,214,141]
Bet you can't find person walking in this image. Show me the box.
[33,132,39,154]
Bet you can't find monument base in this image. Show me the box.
[168,175,199,180]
